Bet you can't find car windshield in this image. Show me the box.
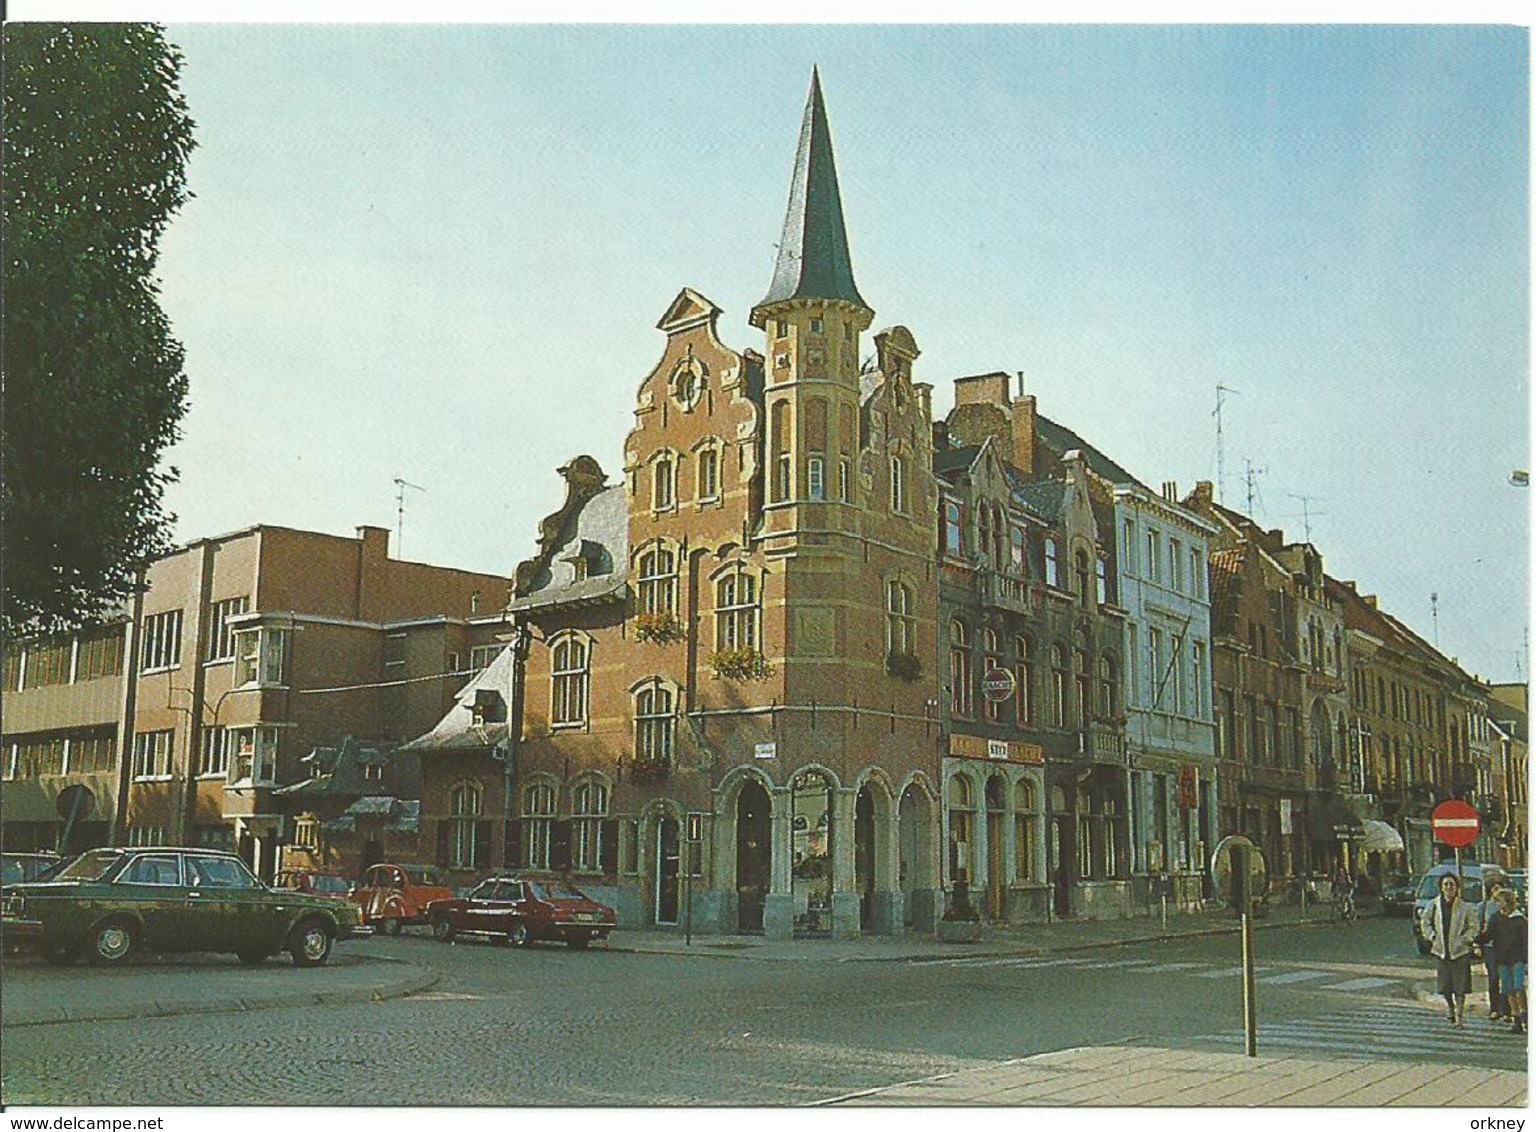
[531,882,586,901]
[405,868,440,885]
[51,848,124,883]
[1,856,52,884]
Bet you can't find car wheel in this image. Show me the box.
[379,916,402,937]
[42,941,79,967]
[507,921,530,948]
[566,934,590,950]
[289,919,334,967]
[88,919,138,966]
[431,915,456,943]
[236,946,269,966]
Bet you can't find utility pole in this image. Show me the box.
[393,477,425,557]
[1214,384,1239,505]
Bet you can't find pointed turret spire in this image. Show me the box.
[753,68,868,321]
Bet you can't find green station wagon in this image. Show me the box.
[1,846,369,967]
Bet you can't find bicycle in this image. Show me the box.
[1333,890,1358,923]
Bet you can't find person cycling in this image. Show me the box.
[1332,865,1357,922]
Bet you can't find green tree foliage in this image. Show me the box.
[3,23,195,635]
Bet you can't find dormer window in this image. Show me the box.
[363,763,383,782]
[809,317,824,335]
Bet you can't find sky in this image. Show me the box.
[29,13,1535,682]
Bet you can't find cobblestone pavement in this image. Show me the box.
[2,906,1522,1108]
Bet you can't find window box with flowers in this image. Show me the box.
[629,756,670,784]
[885,650,923,682]
[635,611,686,644]
[710,648,772,681]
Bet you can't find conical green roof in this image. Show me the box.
[756,69,868,313]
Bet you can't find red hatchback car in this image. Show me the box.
[426,875,616,949]
[351,863,454,935]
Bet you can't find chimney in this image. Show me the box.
[355,525,390,621]
[1189,481,1214,510]
[1013,393,1036,477]
[913,381,933,423]
[1161,481,1179,502]
[1364,594,1378,609]
[953,372,1011,408]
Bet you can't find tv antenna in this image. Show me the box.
[1288,493,1326,543]
[393,477,425,556]
[1430,592,1440,649]
[1242,458,1267,517]
[1213,384,1239,504]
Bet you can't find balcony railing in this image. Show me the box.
[978,569,1035,616]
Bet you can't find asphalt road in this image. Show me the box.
[1,916,1520,1107]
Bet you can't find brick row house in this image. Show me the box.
[2,523,508,879]
[1329,575,1497,877]
[9,71,1522,929]
[403,70,1522,938]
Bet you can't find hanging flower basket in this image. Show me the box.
[635,611,686,644]
[885,650,922,682]
[710,648,772,681]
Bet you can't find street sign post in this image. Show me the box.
[1431,800,1482,887]
[1211,835,1266,1057]
[1430,800,1481,848]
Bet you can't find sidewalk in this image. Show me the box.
[608,896,1364,963]
[817,1044,1529,1107]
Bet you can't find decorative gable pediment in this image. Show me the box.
[657,288,721,336]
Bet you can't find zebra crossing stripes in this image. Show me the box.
[1257,970,1331,985]
[1321,976,1397,991]
[1194,1001,1529,1070]
[917,954,1414,995]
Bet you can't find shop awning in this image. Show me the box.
[1359,819,1405,854]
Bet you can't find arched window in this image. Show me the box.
[1098,653,1118,719]
[652,454,675,511]
[1096,556,1109,605]
[948,775,974,883]
[572,779,609,872]
[697,444,721,502]
[635,683,675,768]
[1073,648,1090,728]
[1075,550,1092,607]
[1014,779,1039,883]
[978,506,992,565]
[771,401,791,502]
[1009,525,1026,575]
[991,506,1007,566]
[1051,644,1068,727]
[1015,635,1034,725]
[637,544,677,616]
[448,780,484,869]
[983,627,1003,723]
[550,635,589,728]
[886,580,915,656]
[890,455,907,513]
[943,500,964,558]
[522,782,557,869]
[1045,538,1061,588]
[715,567,760,652]
[950,620,973,718]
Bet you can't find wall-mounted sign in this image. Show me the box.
[754,742,777,760]
[948,734,1045,765]
[982,667,1017,703]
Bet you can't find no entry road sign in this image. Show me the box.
[1430,799,1481,848]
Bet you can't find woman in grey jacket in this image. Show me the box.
[1419,873,1481,1029]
